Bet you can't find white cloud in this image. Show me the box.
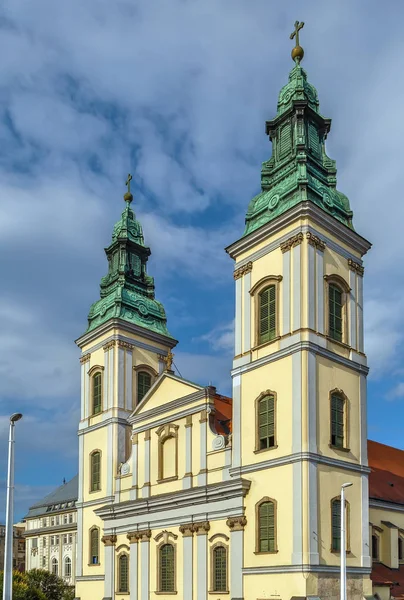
[387,382,404,401]
[198,321,235,353]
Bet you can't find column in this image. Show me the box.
[139,530,151,600]
[292,241,301,331]
[357,270,364,353]
[282,248,291,335]
[102,535,117,600]
[227,516,246,600]
[307,239,315,330]
[127,533,139,600]
[179,524,194,600]
[103,345,109,409]
[109,341,116,408]
[194,522,209,600]
[292,352,303,564]
[130,433,138,500]
[232,374,241,468]
[80,359,86,420]
[198,411,207,486]
[118,343,125,409]
[349,267,357,349]
[183,417,193,489]
[106,424,114,497]
[234,273,242,356]
[316,246,325,334]
[242,265,252,354]
[142,430,151,498]
[76,433,84,577]
[125,348,133,410]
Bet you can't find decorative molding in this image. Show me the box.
[117,340,134,350]
[131,432,138,445]
[144,430,151,441]
[193,521,210,535]
[209,533,230,543]
[348,258,365,276]
[155,423,179,438]
[280,232,303,253]
[126,532,139,544]
[101,535,117,546]
[233,261,253,280]
[185,415,193,428]
[226,516,247,531]
[79,353,91,364]
[103,340,116,351]
[154,530,178,543]
[137,529,152,542]
[212,435,226,450]
[199,410,208,424]
[306,232,326,251]
[179,524,195,537]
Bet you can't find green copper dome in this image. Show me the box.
[86,191,174,339]
[243,63,354,237]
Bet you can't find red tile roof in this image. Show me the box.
[371,563,404,599]
[368,441,404,505]
[213,394,232,435]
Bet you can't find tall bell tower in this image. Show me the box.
[74,178,177,600]
[226,24,372,600]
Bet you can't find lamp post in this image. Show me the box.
[2,413,23,600]
[340,482,353,600]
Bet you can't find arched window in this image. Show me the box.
[51,557,58,575]
[90,527,99,565]
[257,392,276,451]
[330,391,346,449]
[212,545,227,592]
[372,534,380,560]
[137,371,152,403]
[256,499,276,553]
[159,543,175,592]
[399,537,403,561]
[90,451,101,492]
[331,497,350,552]
[118,554,129,593]
[64,556,71,577]
[92,372,102,415]
[329,283,343,341]
[156,424,179,482]
[258,285,276,345]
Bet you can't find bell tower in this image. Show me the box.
[74,177,177,600]
[226,25,372,600]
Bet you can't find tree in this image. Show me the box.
[0,569,73,600]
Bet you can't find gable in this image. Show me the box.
[131,373,202,417]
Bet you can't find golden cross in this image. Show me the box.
[125,173,132,194]
[290,21,304,47]
[164,350,174,372]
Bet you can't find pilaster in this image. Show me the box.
[227,516,246,600]
[142,430,151,498]
[194,522,210,600]
[197,411,208,486]
[180,524,194,600]
[183,417,193,489]
[127,533,139,600]
[101,535,117,600]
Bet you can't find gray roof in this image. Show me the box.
[24,475,78,519]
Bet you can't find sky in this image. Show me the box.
[0,0,404,521]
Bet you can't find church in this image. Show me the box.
[25,24,404,600]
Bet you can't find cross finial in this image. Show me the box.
[124,173,133,203]
[290,21,305,63]
[126,173,132,194]
[164,350,174,372]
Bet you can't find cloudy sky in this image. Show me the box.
[0,0,403,521]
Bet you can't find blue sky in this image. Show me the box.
[0,0,404,521]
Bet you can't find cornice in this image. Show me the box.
[369,498,404,513]
[226,201,371,260]
[129,387,212,426]
[23,523,77,537]
[95,478,251,521]
[75,318,178,351]
[243,564,371,575]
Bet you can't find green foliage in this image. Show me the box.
[0,569,73,600]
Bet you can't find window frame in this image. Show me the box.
[324,275,350,345]
[51,557,58,576]
[133,364,157,407]
[117,552,129,594]
[372,531,380,561]
[157,542,176,594]
[156,424,179,483]
[329,389,349,451]
[250,276,282,349]
[89,450,102,493]
[88,366,104,416]
[255,497,278,554]
[331,496,351,553]
[255,390,277,453]
[64,556,71,578]
[210,542,229,593]
[89,526,100,566]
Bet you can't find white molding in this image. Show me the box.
[307,351,317,453]
[308,461,319,564]
[316,247,324,334]
[143,437,150,498]
[76,575,105,581]
[185,424,192,476]
[118,347,125,409]
[76,319,178,351]
[360,375,368,465]
[140,538,149,600]
[197,533,207,600]
[369,499,404,512]
[358,274,364,353]
[76,508,83,578]
[232,375,241,468]
[80,364,85,421]
[106,425,114,497]
[133,402,208,436]
[125,350,133,411]
[104,544,114,598]
[235,277,242,356]
[130,387,207,425]
[349,269,357,350]
[293,243,301,331]
[361,475,371,568]
[183,535,193,600]
[282,250,291,335]
[308,242,315,330]
[243,271,251,353]
[130,538,138,600]
[243,564,371,575]
[230,529,243,598]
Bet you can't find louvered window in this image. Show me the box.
[213,546,227,592]
[160,544,175,592]
[258,395,275,450]
[91,452,101,492]
[329,284,343,342]
[279,122,292,159]
[332,498,341,551]
[258,501,276,552]
[118,554,129,593]
[92,373,102,415]
[137,371,152,403]
[331,394,345,448]
[308,122,320,156]
[90,528,99,564]
[259,286,276,344]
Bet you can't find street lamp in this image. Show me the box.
[2,413,23,600]
[340,482,353,600]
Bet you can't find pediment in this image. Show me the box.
[130,372,203,417]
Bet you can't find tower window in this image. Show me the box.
[137,371,152,404]
[92,372,102,415]
[258,285,276,345]
[90,451,101,492]
[159,543,175,592]
[257,393,276,451]
[331,497,350,553]
[372,534,380,560]
[329,283,343,342]
[90,527,99,565]
[330,392,346,449]
[256,499,276,553]
[118,554,129,593]
[212,545,227,592]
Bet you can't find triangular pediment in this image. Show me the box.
[130,372,203,417]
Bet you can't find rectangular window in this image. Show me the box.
[91,452,101,491]
[259,285,276,345]
[329,284,343,342]
[332,499,341,552]
[258,501,275,552]
[63,514,68,524]
[331,394,345,448]
[93,373,102,414]
[32,538,38,549]
[42,518,47,528]
[68,514,73,524]
[258,395,275,450]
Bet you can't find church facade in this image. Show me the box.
[73,34,396,600]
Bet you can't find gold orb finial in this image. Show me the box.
[124,173,133,203]
[290,21,305,63]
